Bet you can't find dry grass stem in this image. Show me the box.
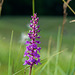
[63,0,71,24]
[70,20,75,23]
[59,0,71,50]
[0,0,4,15]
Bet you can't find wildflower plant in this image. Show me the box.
[23,13,41,75]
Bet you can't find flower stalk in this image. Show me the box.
[23,0,41,75]
[29,65,32,75]
[23,13,41,75]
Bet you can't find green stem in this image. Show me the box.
[32,0,35,16]
[29,65,32,75]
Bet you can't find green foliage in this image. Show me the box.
[67,44,75,75]
[0,17,75,75]
[54,26,61,75]
[8,30,13,75]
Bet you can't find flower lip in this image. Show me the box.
[36,41,41,44]
[30,20,33,23]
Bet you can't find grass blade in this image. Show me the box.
[35,62,46,72]
[13,66,30,75]
[14,43,23,70]
[37,50,64,75]
[54,26,61,75]
[70,67,75,75]
[67,44,75,75]
[58,66,66,75]
[47,37,52,75]
[39,50,64,75]
[8,30,14,75]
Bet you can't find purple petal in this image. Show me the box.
[30,20,33,23]
[30,24,33,27]
[31,16,34,18]
[37,25,40,28]
[23,60,27,65]
[37,30,40,32]
[25,41,30,44]
[36,17,39,22]
[34,13,37,18]
[37,47,41,52]
[36,41,41,44]
[36,36,40,39]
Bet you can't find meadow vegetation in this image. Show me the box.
[0,16,75,75]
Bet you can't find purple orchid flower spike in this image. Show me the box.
[23,13,41,68]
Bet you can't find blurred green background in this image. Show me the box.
[0,0,75,75]
[0,16,75,75]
